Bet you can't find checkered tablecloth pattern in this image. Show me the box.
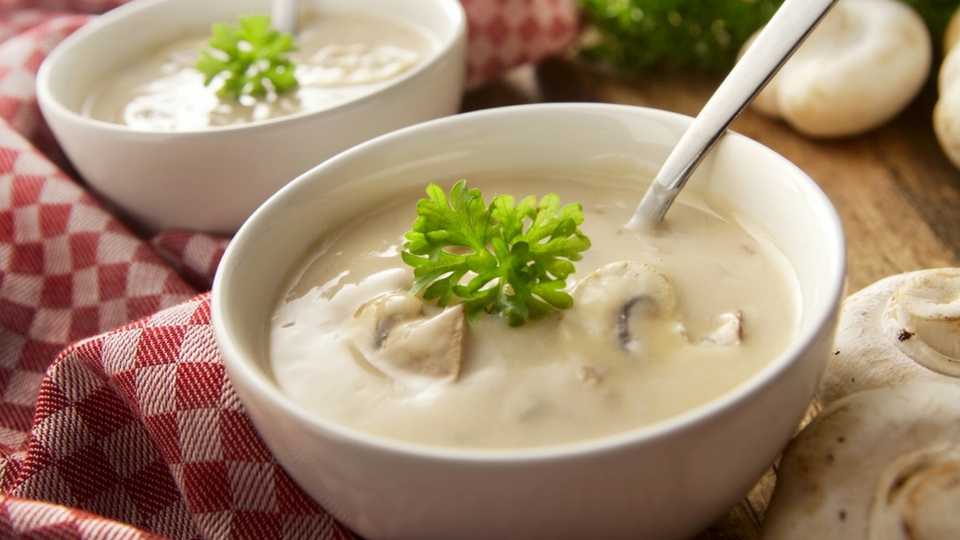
[0,1,578,538]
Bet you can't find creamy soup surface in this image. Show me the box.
[82,11,435,130]
[269,172,801,449]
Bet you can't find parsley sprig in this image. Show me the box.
[195,14,298,100]
[401,180,592,326]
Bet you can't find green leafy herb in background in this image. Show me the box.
[196,14,298,100]
[577,0,960,73]
[401,180,592,326]
[578,0,784,72]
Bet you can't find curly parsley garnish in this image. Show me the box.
[401,180,592,326]
[195,14,298,100]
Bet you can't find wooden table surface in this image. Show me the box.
[462,54,960,539]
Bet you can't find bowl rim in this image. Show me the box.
[212,101,848,462]
[35,0,466,137]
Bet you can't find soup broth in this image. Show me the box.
[268,172,800,449]
[82,11,435,130]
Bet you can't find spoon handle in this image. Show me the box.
[272,0,299,35]
[627,0,840,229]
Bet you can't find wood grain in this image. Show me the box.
[463,54,960,538]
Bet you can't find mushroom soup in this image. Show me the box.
[268,172,801,449]
[81,11,435,130]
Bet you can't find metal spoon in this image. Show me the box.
[626,0,840,230]
[272,0,298,35]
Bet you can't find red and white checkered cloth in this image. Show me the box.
[0,1,578,538]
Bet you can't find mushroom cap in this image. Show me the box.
[745,0,932,138]
[761,381,960,540]
[821,268,960,406]
[935,29,960,169]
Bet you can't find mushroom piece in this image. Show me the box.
[741,0,932,138]
[934,7,960,168]
[820,268,960,406]
[350,291,465,385]
[561,261,745,354]
[760,381,960,540]
[560,261,687,354]
[699,310,743,347]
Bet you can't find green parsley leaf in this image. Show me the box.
[195,14,298,100]
[401,180,592,326]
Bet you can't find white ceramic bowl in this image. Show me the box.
[212,103,847,540]
[36,0,465,234]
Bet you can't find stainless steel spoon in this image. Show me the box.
[626,0,840,230]
[272,0,299,35]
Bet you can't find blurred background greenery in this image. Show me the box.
[577,0,960,72]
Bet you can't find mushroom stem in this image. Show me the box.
[821,268,960,405]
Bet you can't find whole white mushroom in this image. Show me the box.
[933,6,960,168]
[761,381,960,540]
[743,0,932,138]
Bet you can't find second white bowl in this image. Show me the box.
[36,0,466,233]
